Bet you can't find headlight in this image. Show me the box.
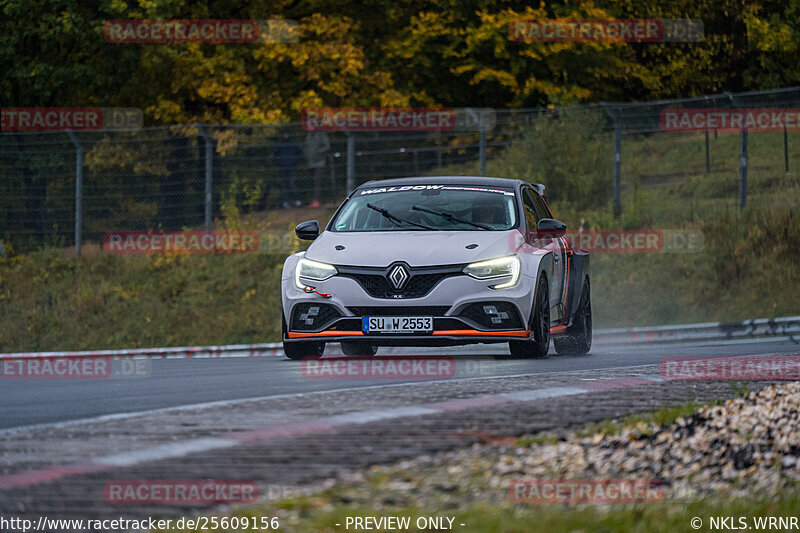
[462,255,520,289]
[295,258,337,288]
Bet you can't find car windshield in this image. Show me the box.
[331,185,517,231]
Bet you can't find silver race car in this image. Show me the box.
[280,176,591,359]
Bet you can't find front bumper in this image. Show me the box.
[282,271,537,345]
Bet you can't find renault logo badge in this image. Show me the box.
[388,264,409,290]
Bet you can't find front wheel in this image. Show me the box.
[283,341,325,360]
[509,275,550,359]
[553,278,592,355]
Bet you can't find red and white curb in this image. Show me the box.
[0,376,661,491]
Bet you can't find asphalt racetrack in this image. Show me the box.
[2,338,797,430]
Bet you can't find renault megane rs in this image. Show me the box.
[280,176,591,359]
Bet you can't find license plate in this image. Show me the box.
[362,316,433,333]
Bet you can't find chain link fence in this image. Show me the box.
[598,86,800,225]
[3,86,800,254]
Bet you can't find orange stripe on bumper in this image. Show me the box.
[288,329,531,338]
[550,325,567,335]
[287,330,364,339]
[432,329,530,337]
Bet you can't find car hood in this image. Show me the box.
[306,230,519,267]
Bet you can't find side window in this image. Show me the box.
[522,189,539,231]
[531,191,551,220]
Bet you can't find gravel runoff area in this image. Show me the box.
[240,380,800,529]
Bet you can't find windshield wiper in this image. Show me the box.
[366,203,434,230]
[411,205,492,230]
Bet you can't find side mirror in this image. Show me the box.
[295,220,319,240]
[536,218,567,238]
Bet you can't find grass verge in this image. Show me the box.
[3,128,800,351]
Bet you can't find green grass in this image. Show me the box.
[572,402,710,439]
[0,249,287,352]
[730,381,752,399]
[154,482,800,533]
[514,435,560,447]
[236,495,800,533]
[2,126,800,351]
[588,205,800,327]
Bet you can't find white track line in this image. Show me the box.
[0,365,664,436]
[1,383,606,490]
[94,438,239,467]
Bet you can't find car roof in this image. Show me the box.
[357,176,532,190]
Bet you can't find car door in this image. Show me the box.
[523,188,566,322]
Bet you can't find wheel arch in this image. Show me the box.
[526,269,549,331]
[564,249,590,328]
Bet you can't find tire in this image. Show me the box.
[509,275,550,359]
[283,341,325,360]
[282,305,325,360]
[340,342,378,356]
[553,278,592,355]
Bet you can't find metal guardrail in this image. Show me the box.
[0,343,283,360]
[593,315,800,344]
[1,315,798,360]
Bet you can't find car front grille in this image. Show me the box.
[337,264,463,299]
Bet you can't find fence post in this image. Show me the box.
[436,130,443,168]
[613,119,622,218]
[346,132,355,192]
[739,127,748,210]
[67,132,83,256]
[195,124,213,231]
[725,91,749,210]
[784,123,789,172]
[600,103,622,218]
[705,129,710,173]
[479,120,487,175]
